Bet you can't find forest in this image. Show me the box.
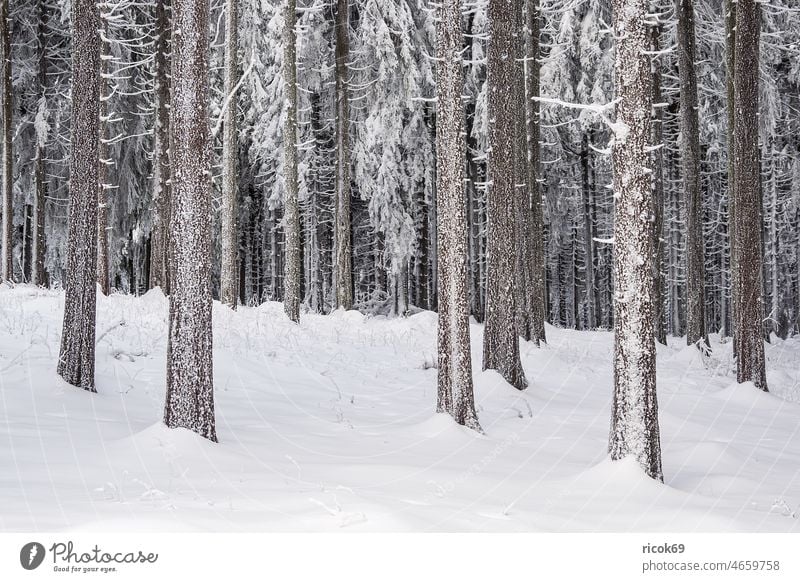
[0,0,799,532]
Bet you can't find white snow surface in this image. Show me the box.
[0,285,798,532]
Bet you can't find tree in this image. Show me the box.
[650,19,666,345]
[1,0,11,281]
[97,13,110,295]
[732,0,767,391]
[333,0,353,311]
[483,0,526,391]
[283,0,301,323]
[57,0,100,390]
[164,0,217,441]
[524,0,546,344]
[676,0,706,347]
[149,0,171,293]
[220,0,239,308]
[31,0,47,287]
[435,0,480,430]
[608,0,663,482]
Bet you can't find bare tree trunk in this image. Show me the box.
[283,0,300,322]
[149,0,171,293]
[651,21,666,345]
[334,0,353,310]
[483,0,526,391]
[164,0,217,441]
[220,0,238,308]
[732,0,767,391]
[677,0,706,347]
[0,0,12,281]
[58,0,101,391]
[32,1,47,287]
[725,0,736,344]
[525,0,546,344]
[436,0,480,431]
[96,16,110,295]
[608,0,663,482]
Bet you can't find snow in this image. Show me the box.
[0,284,798,532]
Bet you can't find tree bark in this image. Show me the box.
[436,0,480,431]
[58,0,101,390]
[608,0,663,482]
[1,0,12,281]
[149,0,172,294]
[334,0,353,311]
[651,22,666,345]
[220,0,239,308]
[164,0,217,441]
[283,0,301,322]
[483,0,526,391]
[96,16,110,295]
[732,0,767,391]
[32,1,47,287]
[676,0,706,347]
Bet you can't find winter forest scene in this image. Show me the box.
[0,0,799,534]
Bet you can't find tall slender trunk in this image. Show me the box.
[334,0,353,310]
[436,0,480,431]
[525,0,546,344]
[283,0,301,322]
[483,0,526,391]
[96,16,110,295]
[149,0,172,293]
[58,0,101,391]
[608,0,663,482]
[1,0,12,281]
[164,0,217,441]
[651,21,666,345]
[677,0,706,347]
[732,0,767,391]
[32,1,47,287]
[220,0,238,308]
[725,0,736,343]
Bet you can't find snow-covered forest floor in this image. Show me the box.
[0,285,798,532]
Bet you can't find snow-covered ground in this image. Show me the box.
[0,285,798,532]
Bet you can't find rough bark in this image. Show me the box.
[651,22,666,345]
[164,0,217,441]
[0,0,11,281]
[32,1,47,287]
[334,0,353,311]
[483,0,526,391]
[676,0,706,347]
[436,0,480,431]
[283,0,301,322]
[220,0,238,308]
[725,0,736,342]
[525,0,546,344]
[58,0,100,391]
[608,0,663,482]
[96,16,110,295]
[732,0,767,391]
[149,0,172,294]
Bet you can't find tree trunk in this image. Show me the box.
[32,1,47,287]
[164,0,217,441]
[1,0,12,281]
[676,0,706,347]
[58,0,101,391]
[220,0,238,308]
[483,0,526,391]
[732,0,767,391]
[435,0,480,431]
[149,0,172,294]
[725,0,736,345]
[96,16,110,295]
[334,0,353,310]
[525,0,546,344]
[283,0,301,322]
[608,0,663,482]
[651,22,666,345]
